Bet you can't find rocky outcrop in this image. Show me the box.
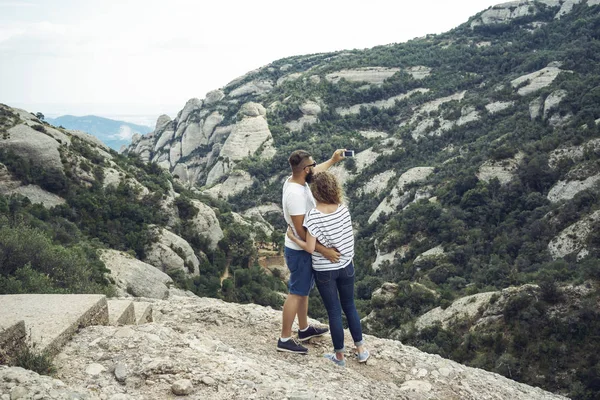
[2,124,63,171]
[360,170,396,196]
[0,184,65,208]
[511,63,568,96]
[189,200,224,250]
[477,152,525,185]
[548,138,600,169]
[336,88,429,116]
[205,89,225,105]
[414,245,445,264]
[326,67,401,84]
[101,250,173,299]
[485,101,514,114]
[0,295,565,400]
[543,89,567,119]
[416,291,499,330]
[548,210,600,259]
[285,101,321,132]
[229,80,274,97]
[547,174,600,203]
[144,227,200,277]
[371,247,407,272]
[369,167,435,224]
[219,104,273,161]
[204,170,254,200]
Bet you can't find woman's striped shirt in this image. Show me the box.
[303,204,354,271]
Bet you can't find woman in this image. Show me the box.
[287,171,369,367]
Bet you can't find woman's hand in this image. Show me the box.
[286,225,297,242]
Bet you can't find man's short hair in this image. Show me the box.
[289,150,311,169]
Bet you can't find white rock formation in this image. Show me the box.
[547,175,600,203]
[360,170,397,196]
[369,167,435,224]
[144,227,200,277]
[189,200,224,250]
[100,249,173,299]
[548,138,600,169]
[219,110,272,161]
[416,291,499,330]
[204,170,254,200]
[205,89,225,105]
[414,245,446,264]
[548,210,600,259]
[336,88,429,116]
[477,152,524,185]
[284,101,322,132]
[177,98,203,125]
[485,101,514,114]
[511,63,569,96]
[359,130,389,139]
[325,67,401,84]
[530,96,544,119]
[2,125,63,171]
[0,184,66,208]
[229,80,274,97]
[543,89,568,119]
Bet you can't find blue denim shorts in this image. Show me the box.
[284,247,314,296]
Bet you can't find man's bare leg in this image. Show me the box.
[281,294,304,338]
[296,295,309,331]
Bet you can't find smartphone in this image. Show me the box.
[343,150,355,157]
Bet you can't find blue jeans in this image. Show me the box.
[314,262,364,352]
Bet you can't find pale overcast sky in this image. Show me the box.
[0,0,500,124]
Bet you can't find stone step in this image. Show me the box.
[107,300,135,326]
[133,301,153,324]
[0,294,108,357]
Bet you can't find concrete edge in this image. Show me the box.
[108,300,135,326]
[42,296,109,356]
[0,320,26,363]
[133,302,153,325]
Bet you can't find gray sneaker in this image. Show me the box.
[277,338,308,354]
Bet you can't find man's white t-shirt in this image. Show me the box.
[282,177,316,250]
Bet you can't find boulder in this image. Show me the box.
[219,114,273,161]
[205,90,225,105]
[477,152,524,185]
[239,102,266,118]
[178,98,203,124]
[101,249,173,299]
[144,227,200,276]
[229,80,273,97]
[204,170,253,200]
[189,200,224,250]
[2,124,62,171]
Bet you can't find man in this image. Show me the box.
[277,149,345,354]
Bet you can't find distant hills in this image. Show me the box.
[46,115,153,150]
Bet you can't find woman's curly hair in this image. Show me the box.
[310,172,343,205]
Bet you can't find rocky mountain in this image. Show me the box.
[0,294,566,400]
[124,1,600,398]
[46,115,153,151]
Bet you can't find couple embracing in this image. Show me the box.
[276,149,369,367]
